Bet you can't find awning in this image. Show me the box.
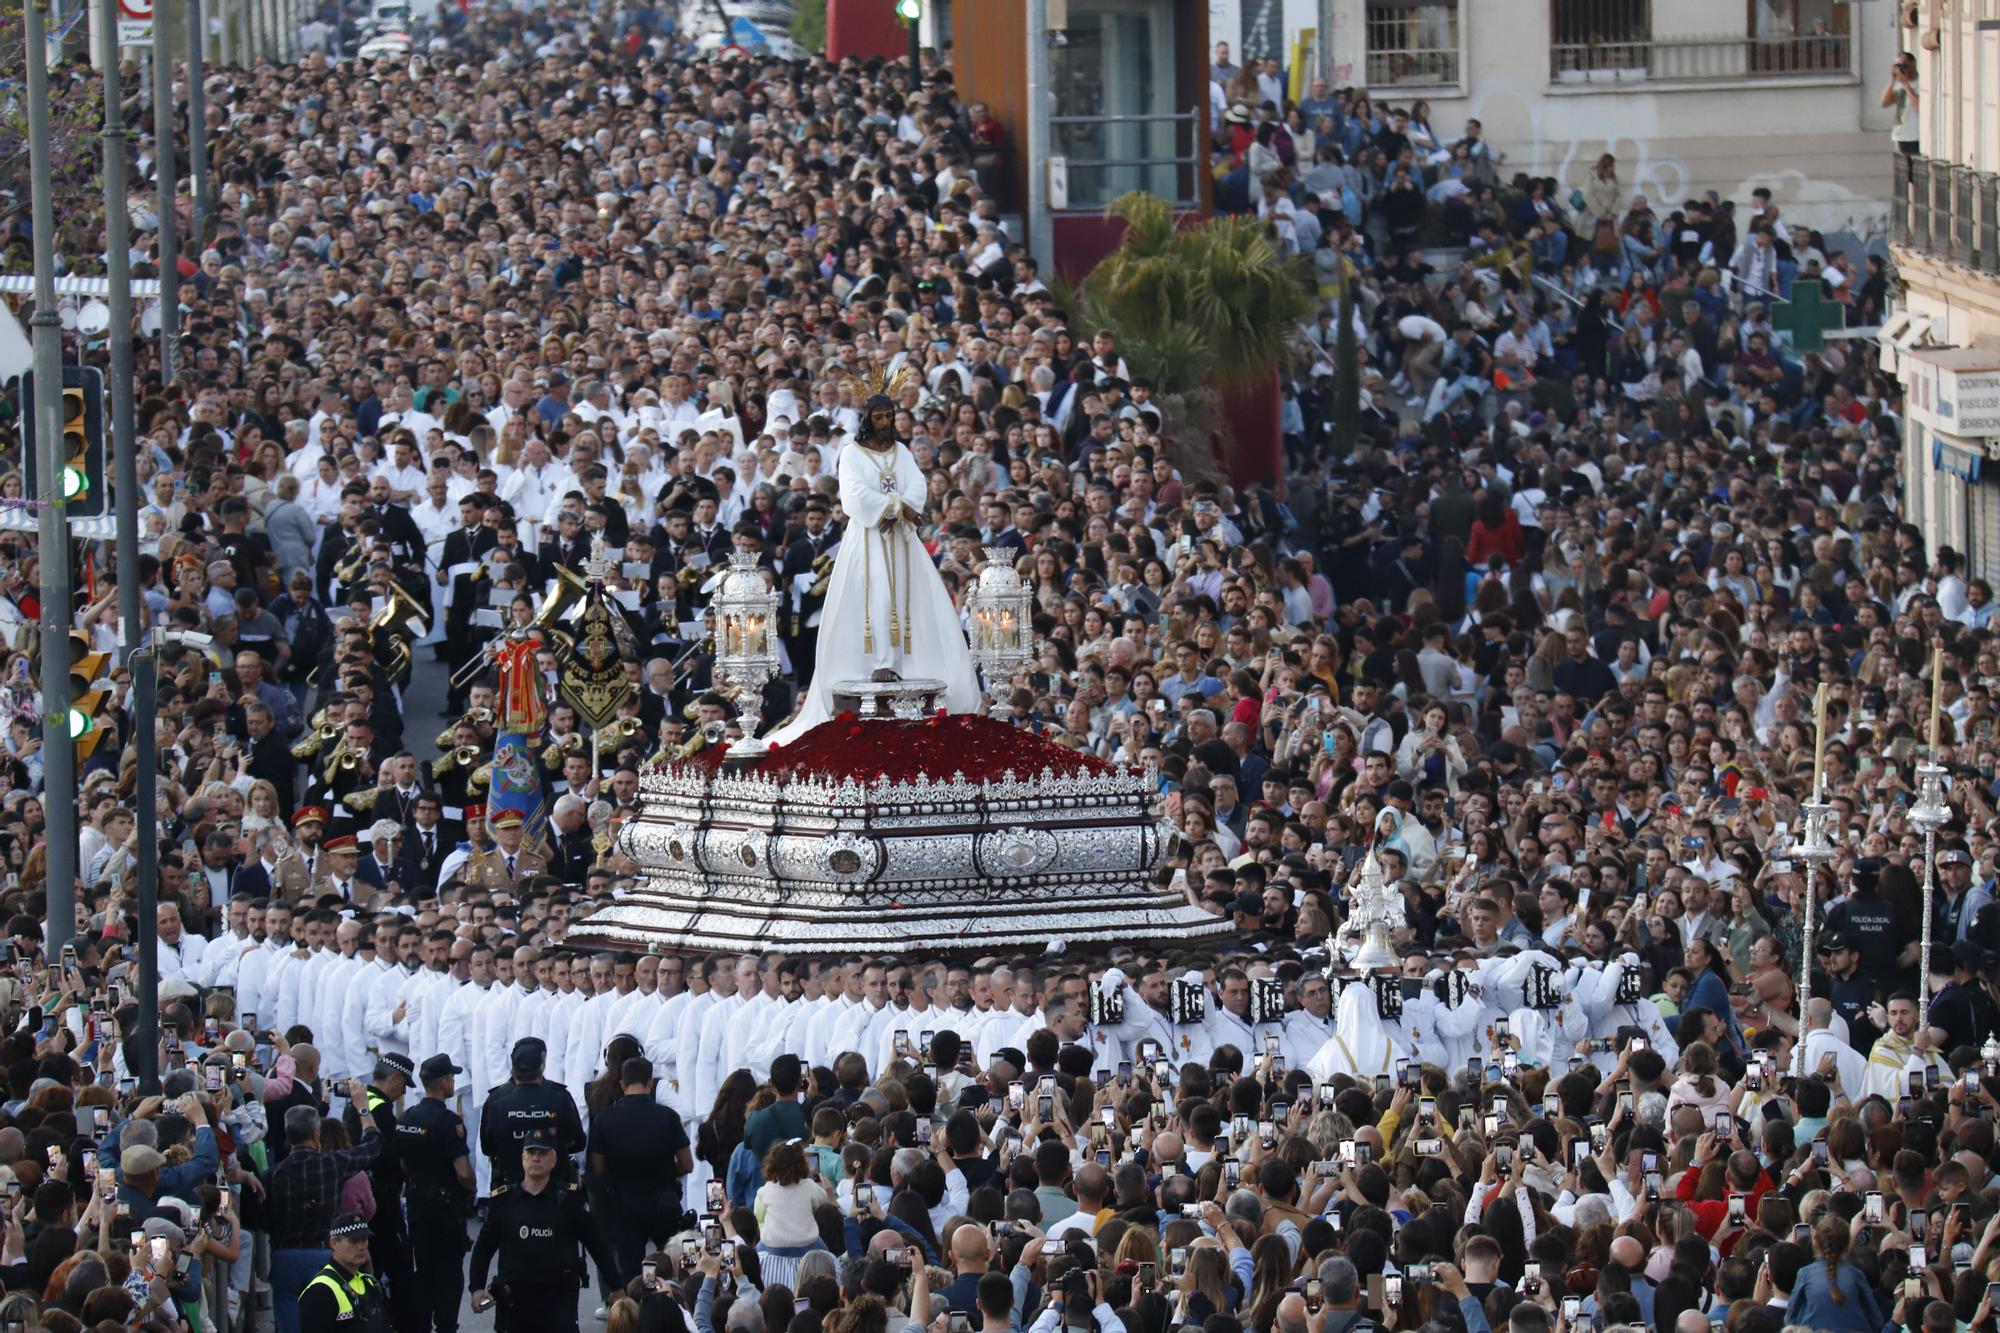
[1936,436,1984,483]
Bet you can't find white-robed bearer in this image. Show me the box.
[1577,952,1680,1074]
[1861,990,1952,1102]
[1306,974,1408,1083]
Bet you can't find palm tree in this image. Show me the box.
[1066,192,1316,478]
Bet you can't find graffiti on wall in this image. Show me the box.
[1463,84,1890,243]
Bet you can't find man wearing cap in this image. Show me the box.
[1934,842,1995,946]
[466,808,547,892]
[1925,940,2000,1054]
[480,1033,585,1192]
[342,1051,419,1331]
[320,832,363,902]
[401,1052,476,1331]
[274,807,330,899]
[1808,930,1879,1051]
[471,1128,617,1333]
[270,1093,382,1333]
[298,1212,388,1333]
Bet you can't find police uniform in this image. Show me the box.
[299,1214,390,1333]
[342,1054,419,1333]
[479,1037,586,1190]
[399,1054,474,1333]
[584,1090,692,1288]
[469,1129,618,1333]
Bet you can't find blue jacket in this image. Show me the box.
[1785,1260,1885,1333]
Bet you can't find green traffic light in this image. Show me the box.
[60,466,86,499]
[66,709,93,740]
[897,0,920,18]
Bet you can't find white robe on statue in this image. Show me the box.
[768,440,982,745]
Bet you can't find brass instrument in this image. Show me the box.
[604,717,642,741]
[346,786,381,813]
[291,720,339,759]
[469,762,491,791]
[446,570,589,692]
[369,583,432,687]
[430,745,482,779]
[541,733,586,765]
[432,707,496,750]
[330,538,369,589]
[672,719,727,761]
[807,550,835,600]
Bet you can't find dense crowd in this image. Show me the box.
[0,4,1997,1333]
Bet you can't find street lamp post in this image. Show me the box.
[129,628,212,1095]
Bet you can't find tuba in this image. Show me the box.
[330,539,369,590]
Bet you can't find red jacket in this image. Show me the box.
[1466,511,1525,568]
[1676,1162,1774,1254]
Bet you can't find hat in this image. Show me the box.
[1936,848,1971,866]
[323,833,359,854]
[464,802,486,823]
[1952,939,1989,972]
[1230,891,1264,916]
[366,818,404,843]
[419,1053,463,1081]
[1815,930,1854,954]
[378,1052,416,1081]
[510,1036,546,1072]
[292,805,328,827]
[521,1127,559,1152]
[1224,102,1251,124]
[490,809,524,831]
[141,1216,184,1244]
[121,1145,167,1174]
[328,1211,371,1240]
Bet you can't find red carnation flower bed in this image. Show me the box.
[683,714,1114,784]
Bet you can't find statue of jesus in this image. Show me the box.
[767,390,983,744]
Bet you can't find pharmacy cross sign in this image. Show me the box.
[1769,279,1847,353]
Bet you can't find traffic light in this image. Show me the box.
[896,0,921,19]
[21,366,107,520]
[66,633,112,761]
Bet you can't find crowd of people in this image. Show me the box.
[0,3,1997,1333]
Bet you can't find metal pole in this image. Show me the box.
[907,17,919,74]
[152,0,178,384]
[1026,0,1054,276]
[133,648,160,1095]
[187,0,208,244]
[26,0,80,957]
[101,0,141,666]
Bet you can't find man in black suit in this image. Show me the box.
[239,700,298,816]
[780,495,840,687]
[545,794,597,888]
[438,495,499,664]
[402,794,451,899]
[375,753,431,829]
[315,486,370,605]
[357,819,415,896]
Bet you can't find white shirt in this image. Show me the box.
[157,933,209,981]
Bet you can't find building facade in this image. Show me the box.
[1887,2,2000,579]
[1204,0,1900,240]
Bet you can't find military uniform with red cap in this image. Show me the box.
[272,805,330,901]
[464,809,548,892]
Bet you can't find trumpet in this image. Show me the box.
[431,745,483,779]
[807,550,835,600]
[541,733,586,765]
[433,707,496,750]
[602,717,642,742]
[291,720,339,759]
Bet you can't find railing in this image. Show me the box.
[1049,109,1204,212]
[1893,153,2000,273]
[1363,3,1460,87]
[1548,31,1853,82]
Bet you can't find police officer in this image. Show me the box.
[1811,930,1883,1052]
[345,1051,419,1333]
[479,1036,585,1190]
[399,1053,476,1333]
[300,1212,390,1333]
[470,1129,618,1333]
[584,1054,694,1289]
